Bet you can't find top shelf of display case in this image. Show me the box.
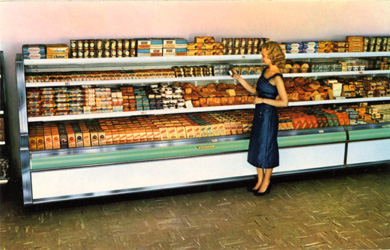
[21,52,390,69]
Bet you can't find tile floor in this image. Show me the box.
[1,166,390,250]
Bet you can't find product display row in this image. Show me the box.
[280,36,390,53]
[25,76,390,118]
[28,110,253,151]
[26,82,255,117]
[285,76,390,101]
[24,64,266,83]
[22,35,390,60]
[27,103,390,151]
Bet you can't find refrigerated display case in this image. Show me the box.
[16,52,390,205]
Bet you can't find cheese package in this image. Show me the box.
[46,44,69,54]
[23,44,46,59]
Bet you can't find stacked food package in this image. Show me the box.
[186,36,222,56]
[22,45,46,59]
[284,76,390,102]
[46,44,69,59]
[28,110,254,151]
[70,39,137,58]
[162,38,188,57]
[221,38,269,55]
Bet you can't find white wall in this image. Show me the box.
[1,1,390,177]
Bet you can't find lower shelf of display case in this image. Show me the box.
[29,143,347,204]
[22,124,390,205]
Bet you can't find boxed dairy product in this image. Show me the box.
[23,44,46,59]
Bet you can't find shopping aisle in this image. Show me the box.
[1,166,390,250]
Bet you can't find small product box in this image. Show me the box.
[137,39,151,49]
[175,39,188,48]
[163,39,176,48]
[23,44,46,59]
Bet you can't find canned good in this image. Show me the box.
[247,38,253,46]
[103,40,110,50]
[117,40,123,49]
[234,38,241,48]
[110,40,117,50]
[123,49,130,57]
[83,50,89,58]
[96,50,103,58]
[104,50,110,58]
[77,40,84,50]
[240,38,246,47]
[227,38,233,47]
[130,40,136,49]
[83,40,89,49]
[111,49,117,57]
[71,50,77,58]
[221,38,227,46]
[89,50,96,58]
[96,40,103,50]
[78,50,84,58]
[123,40,130,50]
[70,40,77,50]
[117,49,123,57]
[89,40,96,50]
[253,38,260,47]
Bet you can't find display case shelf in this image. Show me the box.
[25,70,390,88]
[22,52,390,66]
[27,96,390,122]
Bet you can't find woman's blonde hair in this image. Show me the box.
[261,41,286,70]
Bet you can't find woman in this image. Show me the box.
[231,41,288,196]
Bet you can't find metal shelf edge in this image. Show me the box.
[22,52,390,67]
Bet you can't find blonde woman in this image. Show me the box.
[231,41,288,196]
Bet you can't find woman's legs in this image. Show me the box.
[252,168,264,190]
[258,168,273,193]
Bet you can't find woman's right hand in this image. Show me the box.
[230,69,240,80]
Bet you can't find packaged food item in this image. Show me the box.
[23,44,46,59]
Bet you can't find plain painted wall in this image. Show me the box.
[1,1,390,177]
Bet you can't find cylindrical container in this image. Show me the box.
[96,40,103,50]
[70,50,77,58]
[89,50,96,58]
[89,40,96,50]
[130,40,136,49]
[221,38,228,47]
[83,50,89,58]
[83,40,89,50]
[103,40,110,50]
[103,50,111,58]
[110,40,117,50]
[123,39,130,50]
[110,49,117,57]
[117,49,123,57]
[77,40,84,50]
[70,40,77,50]
[97,50,103,58]
[123,49,130,57]
[117,40,123,49]
[227,38,234,47]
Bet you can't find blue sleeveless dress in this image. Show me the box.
[248,67,282,169]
